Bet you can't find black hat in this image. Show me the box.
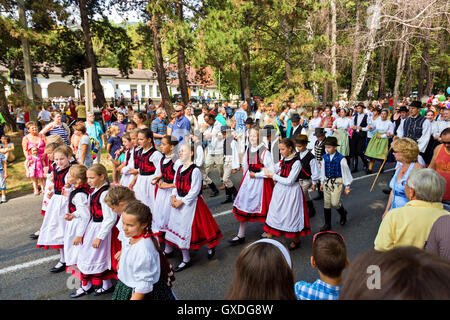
[221,125,231,132]
[263,125,275,136]
[314,127,326,137]
[245,118,254,125]
[291,113,300,122]
[324,136,339,147]
[295,134,309,144]
[399,106,408,112]
[410,101,422,109]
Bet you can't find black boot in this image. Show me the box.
[230,186,238,200]
[307,200,316,218]
[351,157,358,173]
[337,206,348,226]
[320,208,332,231]
[209,182,219,197]
[361,157,369,172]
[221,187,233,204]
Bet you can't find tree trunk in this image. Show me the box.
[393,42,407,106]
[281,17,291,88]
[242,46,251,106]
[351,0,361,91]
[425,71,434,96]
[149,15,173,117]
[403,48,411,98]
[0,79,16,130]
[378,45,386,99]
[79,0,106,109]
[176,3,189,106]
[418,41,429,99]
[306,20,318,101]
[330,0,338,102]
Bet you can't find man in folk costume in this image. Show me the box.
[295,134,320,218]
[312,128,326,200]
[220,126,240,204]
[263,125,281,163]
[350,103,369,173]
[289,113,304,138]
[202,113,223,197]
[397,101,431,159]
[319,137,353,231]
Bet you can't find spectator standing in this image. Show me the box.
[167,105,191,144]
[112,113,127,138]
[72,122,93,167]
[151,108,167,148]
[85,112,105,164]
[425,215,450,261]
[40,111,70,145]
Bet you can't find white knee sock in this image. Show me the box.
[59,249,65,264]
[102,279,112,290]
[164,243,174,254]
[181,249,190,263]
[237,222,247,238]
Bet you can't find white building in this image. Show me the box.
[0,64,221,104]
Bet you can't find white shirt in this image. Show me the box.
[38,110,51,122]
[396,116,431,153]
[71,192,90,237]
[433,120,450,137]
[171,165,202,206]
[332,117,352,131]
[272,155,301,185]
[91,183,118,241]
[352,112,369,132]
[372,118,394,138]
[320,153,353,188]
[118,237,160,294]
[204,121,223,155]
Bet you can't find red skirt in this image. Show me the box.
[233,178,275,223]
[36,244,63,250]
[263,185,311,238]
[110,222,121,274]
[166,196,222,250]
[66,265,117,287]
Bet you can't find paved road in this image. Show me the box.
[0,164,394,300]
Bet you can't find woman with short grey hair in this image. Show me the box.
[406,168,446,203]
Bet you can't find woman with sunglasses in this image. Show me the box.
[383,138,423,218]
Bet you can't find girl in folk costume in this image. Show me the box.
[320,106,335,137]
[331,108,352,158]
[69,164,116,298]
[63,165,91,272]
[37,145,74,273]
[118,133,135,187]
[229,127,275,245]
[164,143,223,272]
[123,128,141,187]
[364,109,395,174]
[29,141,64,240]
[263,138,311,251]
[129,128,163,232]
[152,135,180,243]
[112,201,175,300]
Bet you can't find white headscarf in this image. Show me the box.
[247,239,292,269]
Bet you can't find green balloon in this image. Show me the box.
[439,95,446,101]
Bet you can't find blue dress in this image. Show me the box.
[389,162,415,210]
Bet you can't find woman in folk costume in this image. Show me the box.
[63,165,91,272]
[307,108,323,150]
[229,126,275,245]
[263,138,311,251]
[331,107,352,159]
[37,145,74,273]
[129,128,163,235]
[164,143,222,273]
[69,164,117,298]
[152,135,180,243]
[364,109,395,174]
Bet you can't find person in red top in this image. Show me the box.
[102,104,112,130]
[429,128,450,203]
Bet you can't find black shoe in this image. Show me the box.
[221,188,233,204]
[382,188,391,195]
[228,236,245,246]
[338,207,348,226]
[207,247,216,260]
[209,182,219,197]
[93,286,115,296]
[319,224,332,232]
[174,260,192,272]
[70,286,94,298]
[288,240,301,251]
[50,262,66,273]
[366,169,373,175]
[29,233,39,240]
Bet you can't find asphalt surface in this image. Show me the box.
[0,163,394,300]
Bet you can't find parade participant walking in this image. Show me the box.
[383,138,422,217]
[350,103,370,173]
[37,145,74,273]
[164,143,222,272]
[263,138,311,250]
[112,201,176,300]
[320,106,335,137]
[319,137,353,231]
[70,164,116,298]
[63,165,91,273]
[307,109,322,150]
[364,109,394,174]
[312,128,326,201]
[203,113,223,197]
[220,126,240,204]
[230,127,275,245]
[295,134,320,218]
[331,108,351,158]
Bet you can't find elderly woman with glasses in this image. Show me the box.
[383,138,423,218]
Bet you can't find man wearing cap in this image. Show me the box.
[319,136,353,231]
[295,134,320,218]
[397,101,431,155]
[221,126,240,204]
[289,113,304,138]
[243,117,254,151]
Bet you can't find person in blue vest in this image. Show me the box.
[319,137,353,231]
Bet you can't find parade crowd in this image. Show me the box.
[1,93,450,300]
